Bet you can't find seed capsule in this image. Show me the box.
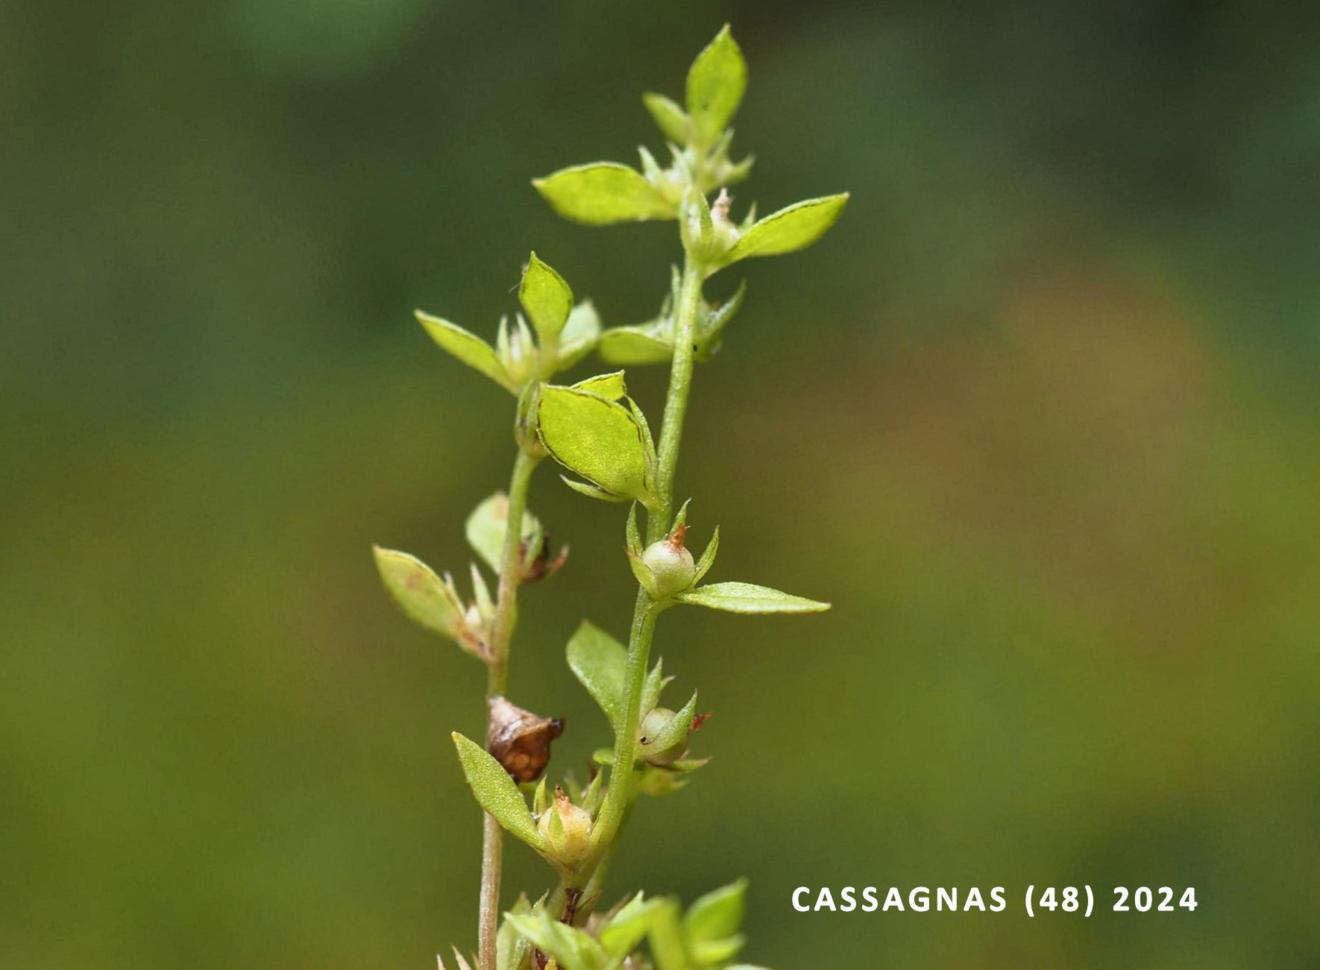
[640,525,696,597]
[536,786,592,866]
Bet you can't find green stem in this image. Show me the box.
[488,446,540,692]
[513,252,705,970]
[479,444,541,970]
[585,253,704,867]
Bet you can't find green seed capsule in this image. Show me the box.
[638,706,688,766]
[641,526,696,597]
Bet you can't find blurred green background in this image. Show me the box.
[4,1,1319,967]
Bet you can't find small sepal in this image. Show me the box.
[637,691,700,767]
[535,785,593,871]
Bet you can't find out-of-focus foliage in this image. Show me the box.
[3,2,1319,969]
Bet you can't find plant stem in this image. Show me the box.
[479,444,541,970]
[649,255,704,543]
[511,254,704,970]
[586,253,704,866]
[488,446,540,693]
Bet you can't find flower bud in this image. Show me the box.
[537,786,592,866]
[640,525,696,597]
[637,707,689,766]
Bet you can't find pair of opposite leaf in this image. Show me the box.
[533,25,848,276]
[483,879,763,970]
[373,491,564,663]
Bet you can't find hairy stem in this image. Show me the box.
[479,444,541,970]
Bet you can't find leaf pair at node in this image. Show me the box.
[506,879,757,970]
[599,267,746,366]
[417,253,599,393]
[373,491,564,662]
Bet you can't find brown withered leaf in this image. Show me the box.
[486,695,565,783]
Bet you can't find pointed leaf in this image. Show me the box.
[601,894,667,959]
[726,194,849,263]
[533,163,675,225]
[465,493,543,575]
[685,879,747,943]
[556,301,602,370]
[599,324,673,365]
[520,253,574,341]
[686,25,747,144]
[643,92,690,144]
[415,311,513,390]
[496,894,533,970]
[675,581,830,614]
[566,621,627,730]
[373,546,465,642]
[538,384,655,505]
[451,732,543,851]
[571,370,627,400]
[504,912,607,970]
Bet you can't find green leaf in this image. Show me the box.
[571,370,627,400]
[538,384,656,506]
[599,324,673,365]
[504,912,607,970]
[557,301,602,371]
[415,311,513,391]
[566,621,627,731]
[693,525,720,584]
[725,194,850,263]
[519,252,573,341]
[643,92,690,144]
[372,546,466,642]
[496,894,533,970]
[533,163,676,225]
[686,25,747,145]
[600,893,666,960]
[692,935,747,964]
[675,581,830,615]
[451,733,543,851]
[465,493,543,575]
[685,879,747,944]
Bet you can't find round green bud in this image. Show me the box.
[638,706,688,766]
[641,537,695,597]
